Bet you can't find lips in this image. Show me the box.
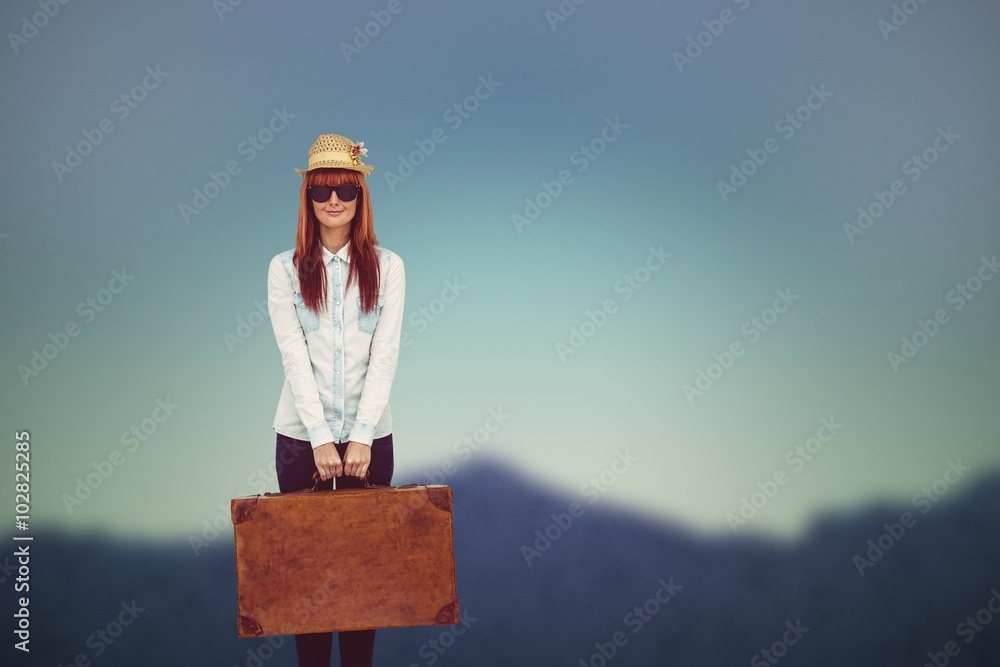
[325,210,343,215]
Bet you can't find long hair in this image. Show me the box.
[293,168,380,314]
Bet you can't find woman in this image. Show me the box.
[266,133,405,667]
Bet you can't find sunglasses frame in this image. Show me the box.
[307,183,361,203]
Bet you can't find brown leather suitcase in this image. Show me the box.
[231,477,459,637]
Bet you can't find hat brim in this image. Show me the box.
[295,161,374,178]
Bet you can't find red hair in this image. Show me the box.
[293,168,381,314]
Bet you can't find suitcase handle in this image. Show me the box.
[310,470,372,491]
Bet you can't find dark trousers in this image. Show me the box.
[275,432,395,667]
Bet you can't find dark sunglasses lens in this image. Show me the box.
[308,184,359,202]
[336,184,360,201]
[309,185,333,202]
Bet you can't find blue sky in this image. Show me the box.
[1,0,998,541]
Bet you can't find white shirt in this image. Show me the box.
[267,240,405,448]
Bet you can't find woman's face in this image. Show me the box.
[311,183,359,235]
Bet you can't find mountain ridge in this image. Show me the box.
[4,457,999,666]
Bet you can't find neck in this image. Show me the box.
[320,227,350,255]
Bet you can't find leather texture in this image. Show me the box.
[231,483,459,637]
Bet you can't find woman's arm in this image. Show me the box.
[346,252,406,446]
[267,255,335,448]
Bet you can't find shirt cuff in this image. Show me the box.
[346,421,375,447]
[306,422,334,449]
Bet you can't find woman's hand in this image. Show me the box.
[342,441,371,479]
[313,442,343,480]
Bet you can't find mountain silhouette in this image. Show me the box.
[5,457,999,666]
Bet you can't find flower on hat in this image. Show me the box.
[350,141,368,166]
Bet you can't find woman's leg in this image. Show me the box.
[293,633,333,667]
[334,433,394,667]
[275,432,334,667]
[337,629,375,667]
[276,431,332,494]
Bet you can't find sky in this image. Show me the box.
[1,0,998,541]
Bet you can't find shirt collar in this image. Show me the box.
[321,240,351,264]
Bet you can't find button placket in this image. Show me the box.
[330,256,346,441]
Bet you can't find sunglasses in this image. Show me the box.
[307,183,361,203]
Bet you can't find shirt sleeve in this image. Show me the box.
[267,255,335,449]
[347,253,405,446]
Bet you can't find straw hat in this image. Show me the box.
[294,133,374,178]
